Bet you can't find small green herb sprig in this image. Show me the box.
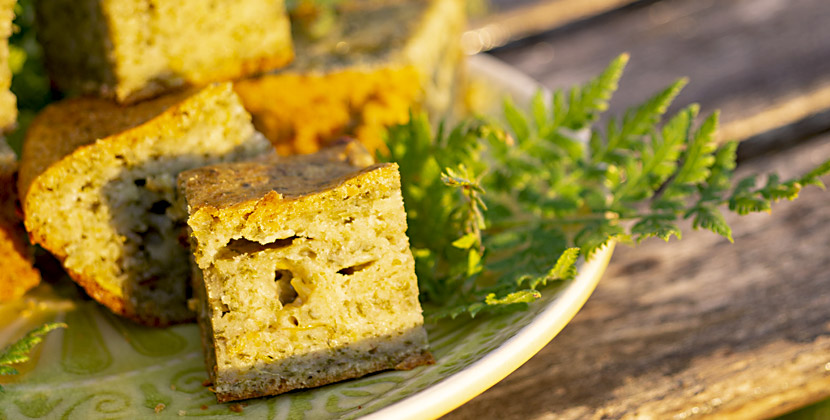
[381,54,830,321]
[0,322,66,391]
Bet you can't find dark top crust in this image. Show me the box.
[179,140,379,210]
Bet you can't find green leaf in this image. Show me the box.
[759,174,801,202]
[546,247,580,282]
[562,53,628,129]
[452,233,478,249]
[467,248,483,277]
[799,158,830,188]
[382,54,829,322]
[504,98,530,142]
[700,141,739,199]
[614,104,698,203]
[531,90,548,133]
[575,222,629,258]
[623,78,688,139]
[688,203,733,242]
[632,214,682,242]
[484,290,541,306]
[0,323,67,390]
[673,111,719,186]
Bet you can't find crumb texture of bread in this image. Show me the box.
[180,142,432,402]
[0,139,40,302]
[0,0,17,131]
[234,0,465,155]
[19,83,272,325]
[36,0,294,103]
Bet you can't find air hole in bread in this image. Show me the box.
[225,236,299,255]
[337,260,375,275]
[275,270,298,305]
[149,200,171,215]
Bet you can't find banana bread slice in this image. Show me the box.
[18,83,272,326]
[179,141,432,402]
[234,0,465,155]
[0,139,39,302]
[36,0,294,104]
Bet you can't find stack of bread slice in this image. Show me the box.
[6,0,295,308]
[8,0,449,401]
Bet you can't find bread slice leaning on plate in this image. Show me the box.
[179,140,433,402]
[18,83,272,326]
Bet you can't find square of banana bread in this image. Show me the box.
[36,0,294,103]
[234,0,465,155]
[18,83,272,326]
[179,141,432,402]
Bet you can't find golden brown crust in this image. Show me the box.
[0,141,40,302]
[62,264,128,318]
[0,222,40,302]
[17,89,194,201]
[395,350,436,370]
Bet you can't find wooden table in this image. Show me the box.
[446,0,830,418]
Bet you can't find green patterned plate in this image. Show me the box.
[0,54,614,420]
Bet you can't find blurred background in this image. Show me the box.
[5,0,828,418]
[448,0,830,418]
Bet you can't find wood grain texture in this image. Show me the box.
[443,127,830,419]
[465,0,638,54]
[489,0,830,149]
[445,1,830,415]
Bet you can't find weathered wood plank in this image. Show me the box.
[444,129,830,419]
[489,0,830,150]
[465,0,639,54]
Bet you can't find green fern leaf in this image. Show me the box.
[0,323,67,390]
